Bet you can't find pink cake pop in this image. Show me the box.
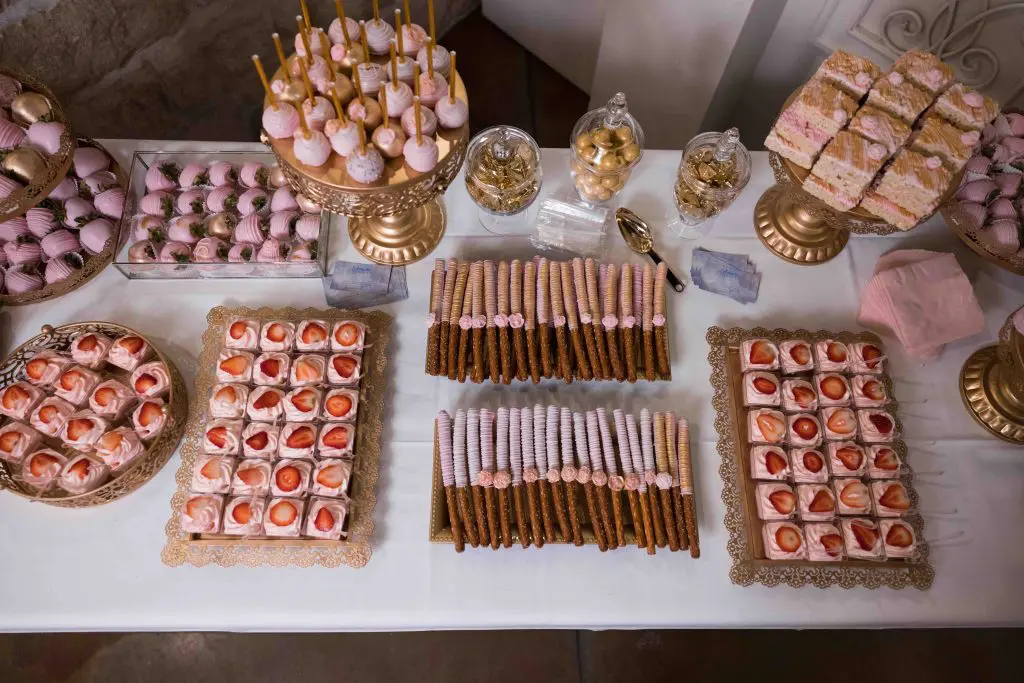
[399,0,427,56]
[328,1,360,47]
[417,43,450,78]
[302,96,334,132]
[26,121,65,156]
[346,71,383,130]
[391,13,417,84]
[384,40,414,117]
[364,1,395,55]
[403,97,439,173]
[345,119,385,184]
[400,101,437,137]
[293,125,332,168]
[325,87,359,157]
[435,52,467,129]
[417,70,448,108]
[373,84,406,159]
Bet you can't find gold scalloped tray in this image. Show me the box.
[161,305,391,569]
[707,326,934,590]
[0,321,188,507]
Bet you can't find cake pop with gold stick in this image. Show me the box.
[401,66,438,137]
[438,257,457,377]
[536,258,554,379]
[665,413,688,550]
[479,409,500,549]
[510,260,529,382]
[402,96,439,173]
[572,258,601,379]
[602,263,625,381]
[559,407,585,546]
[435,51,468,129]
[573,411,607,551]
[292,17,330,90]
[509,407,531,548]
[616,409,646,548]
[425,259,444,374]
[345,118,385,184]
[494,407,514,548]
[319,31,354,103]
[545,405,571,542]
[523,259,541,383]
[654,412,680,551]
[549,261,572,383]
[561,261,592,380]
[469,261,486,384]
[436,411,464,552]
[452,409,479,548]
[446,261,469,381]
[400,0,427,56]
[254,55,298,140]
[586,410,617,549]
[372,84,406,159]
[626,412,655,553]
[346,64,383,130]
[291,89,331,167]
[329,0,365,73]
[294,0,326,59]
[483,260,500,383]
[417,39,449,108]
[417,0,451,77]
[355,22,388,96]
[641,408,667,548]
[620,264,638,382]
[328,0,359,48]
[271,33,306,105]
[390,9,417,84]
[496,261,514,383]
[362,0,395,55]
[533,404,557,542]
[641,264,657,381]
[298,55,334,132]
[467,409,489,546]
[520,407,544,547]
[586,258,611,379]
[455,259,473,383]
[385,39,414,117]
[653,263,671,378]
[325,86,359,156]
[677,417,699,558]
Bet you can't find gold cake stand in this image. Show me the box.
[960,308,1024,444]
[262,65,469,266]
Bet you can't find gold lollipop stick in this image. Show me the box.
[271,33,293,82]
[297,57,315,102]
[449,51,457,104]
[295,95,311,139]
[359,20,370,61]
[426,38,435,78]
[413,96,423,144]
[296,16,313,66]
[403,0,412,27]
[356,118,367,155]
[389,39,399,86]
[428,0,436,44]
[330,87,346,123]
[252,55,278,110]
[300,0,312,30]
[372,0,380,22]
[335,0,352,46]
[394,8,405,55]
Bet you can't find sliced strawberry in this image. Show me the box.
[868,413,893,434]
[748,340,776,366]
[68,458,91,478]
[764,450,787,475]
[802,451,824,473]
[769,490,796,514]
[93,387,116,407]
[118,336,145,354]
[791,385,816,408]
[29,452,59,476]
[316,463,345,488]
[836,446,863,471]
[294,359,321,383]
[65,418,94,441]
[259,358,281,378]
[325,394,353,418]
[185,497,205,520]
[861,380,884,401]
[808,489,834,513]
[134,373,157,394]
[851,521,878,550]
[76,335,98,352]
[819,376,847,401]
[885,523,913,547]
[25,358,49,380]
[789,343,810,366]
[214,385,237,404]
[2,384,29,409]
[313,507,335,532]
[874,448,899,471]
[825,342,847,363]
[266,323,287,342]
[333,355,357,378]
[228,321,248,340]
[285,426,314,449]
[755,413,785,443]
[821,533,843,557]
[839,482,868,508]
[201,458,225,480]
[97,431,123,451]
[138,401,164,427]
[775,525,802,553]
[826,409,855,435]
[321,426,350,450]
[301,322,327,345]
[0,432,22,453]
[879,483,910,510]
[206,426,228,448]
[792,417,818,440]
[861,344,883,369]
[253,390,281,410]
[218,355,249,376]
[237,466,265,486]
[231,501,253,524]
[37,404,59,424]
[245,430,269,451]
[60,370,82,391]
[752,376,777,395]
[269,500,297,526]
[290,390,316,413]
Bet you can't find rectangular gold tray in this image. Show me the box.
[707,326,934,589]
[161,305,391,568]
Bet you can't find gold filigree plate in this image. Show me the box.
[0,321,188,508]
[707,326,934,590]
[161,305,391,568]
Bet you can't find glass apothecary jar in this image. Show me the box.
[569,93,644,205]
[671,127,750,237]
[464,125,542,234]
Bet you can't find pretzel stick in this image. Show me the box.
[537,257,554,378]
[470,262,486,383]
[426,260,444,374]
[456,262,474,382]
[627,413,655,554]
[545,405,570,542]
[483,260,500,383]
[523,260,540,383]
[653,262,671,379]
[641,264,656,382]
[437,411,463,552]
[497,261,513,384]
[560,262,591,380]
[574,412,607,551]
[494,408,513,548]
[453,410,479,547]
[666,411,688,550]
[678,417,700,558]
[653,412,679,551]
[585,258,610,379]
[447,262,469,380]
[467,409,489,544]
[620,265,637,383]
[438,258,457,377]
[571,258,599,379]
[533,404,557,542]
[550,262,572,383]
[602,264,624,381]
[560,407,584,546]
[641,408,666,548]
[616,409,645,548]
[520,407,544,547]
[509,407,530,548]
[478,409,499,549]
[586,411,616,549]
[632,265,643,373]
[599,408,626,548]
[510,260,528,382]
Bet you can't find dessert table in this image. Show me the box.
[2,141,1023,631]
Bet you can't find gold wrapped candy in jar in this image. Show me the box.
[569,92,644,204]
[672,127,750,236]
[465,125,542,234]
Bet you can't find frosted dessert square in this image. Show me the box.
[894,50,953,95]
[797,483,836,522]
[739,339,780,372]
[880,519,917,558]
[848,105,910,155]
[762,521,806,560]
[821,407,858,441]
[933,83,999,131]
[866,72,932,124]
[748,409,787,444]
[827,440,868,477]
[756,482,797,520]
[743,372,781,407]
[814,340,850,373]
[779,340,814,374]
[858,409,896,443]
[871,479,912,517]
[787,413,823,448]
[805,522,845,561]
[790,447,829,484]
[814,49,880,98]
[833,478,873,516]
[749,445,790,481]
[841,517,883,559]
[867,445,901,479]
[852,375,887,408]
[781,378,818,412]
[815,373,851,407]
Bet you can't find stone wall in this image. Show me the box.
[0,0,477,140]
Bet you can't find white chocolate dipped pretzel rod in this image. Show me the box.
[496,260,514,384]
[586,258,611,379]
[573,258,600,379]
[560,406,584,545]
[597,407,626,548]
[641,263,656,381]
[438,257,458,377]
[437,410,463,551]
[453,409,479,547]
[586,409,616,549]
[653,262,670,378]
[533,404,556,541]
[426,259,444,374]
[479,408,499,548]
[665,410,688,550]
[536,257,554,378]
[653,411,680,551]
[546,405,571,542]
[626,412,655,554]
[495,407,513,547]
[508,406,530,547]
[613,408,644,548]
[523,259,541,383]
[467,409,488,544]
[520,406,543,547]
[640,408,667,548]
[573,411,607,551]
[469,261,486,383]
[677,416,699,558]
[561,261,591,381]
[602,263,624,381]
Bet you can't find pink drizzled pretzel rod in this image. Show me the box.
[467,409,488,544]
[585,258,610,379]
[640,408,667,548]
[560,407,584,546]
[615,409,646,548]
[426,259,444,374]
[494,407,513,548]
[447,262,469,380]
[546,405,571,542]
[470,261,486,383]
[665,411,688,550]
[533,404,557,541]
[509,259,528,382]
[653,412,679,551]
[437,411,463,552]
[550,261,573,383]
[571,258,598,379]
[522,259,541,383]
[677,416,699,558]
[620,265,637,383]
[537,257,554,379]
[626,412,655,554]
[560,261,591,381]
[508,407,530,547]
[586,410,616,549]
[453,409,479,547]
[632,264,643,374]
[573,411,607,551]
[438,257,458,377]
[602,263,624,381]
[653,262,671,378]
[520,407,544,547]
[479,409,499,549]
[455,262,474,382]
[483,260,500,383]
[641,263,656,381]
[496,261,514,384]
[597,407,626,547]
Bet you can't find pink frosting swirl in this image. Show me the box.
[575,465,591,484]
[478,471,494,487]
[425,313,437,328]
[458,315,472,330]
[561,464,577,482]
[509,313,524,329]
[656,472,673,489]
[545,469,560,484]
[644,471,657,485]
[621,315,636,329]
[608,474,625,491]
[591,470,608,486]
[888,72,904,85]
[964,91,984,108]
[925,156,942,170]
[580,313,593,324]
[624,472,641,491]
[653,314,666,327]
[553,315,566,327]
[494,314,509,328]
[602,315,618,330]
[493,471,511,489]
[523,467,539,483]
[472,315,486,329]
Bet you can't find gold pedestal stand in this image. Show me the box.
[960,311,1024,444]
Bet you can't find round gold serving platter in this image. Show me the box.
[940,201,1024,276]
[0,321,189,507]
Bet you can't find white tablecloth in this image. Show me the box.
[2,141,1023,632]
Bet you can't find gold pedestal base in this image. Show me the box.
[960,345,1024,444]
[754,185,849,265]
[347,197,446,266]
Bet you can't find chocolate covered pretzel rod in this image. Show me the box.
[537,257,554,379]
[573,258,600,379]
[509,407,530,548]
[438,257,457,377]
[550,261,572,383]
[626,413,655,554]
[456,264,474,382]
[654,412,680,551]
[665,411,688,550]
[510,260,528,382]
[654,263,671,379]
[632,265,644,374]
[546,405,571,542]
[533,404,557,542]
[677,417,700,558]
[586,410,616,549]
[586,258,611,379]
[497,261,514,384]
[453,409,479,547]
[562,262,592,380]
[483,260,501,383]
[597,407,626,548]
[437,411,463,552]
[641,408,667,548]
[602,264,624,381]
[470,261,486,383]
[620,265,637,382]
[495,407,513,548]
[447,262,469,380]
[560,407,585,546]
[467,409,489,544]
[520,407,544,547]
[641,264,656,382]
[426,259,444,375]
[615,409,645,547]
[573,412,607,551]
[479,409,499,549]
[523,259,541,383]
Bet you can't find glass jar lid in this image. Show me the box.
[465,125,542,216]
[570,92,645,174]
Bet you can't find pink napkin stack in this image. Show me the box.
[858,249,985,358]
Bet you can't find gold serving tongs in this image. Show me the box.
[615,207,685,292]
